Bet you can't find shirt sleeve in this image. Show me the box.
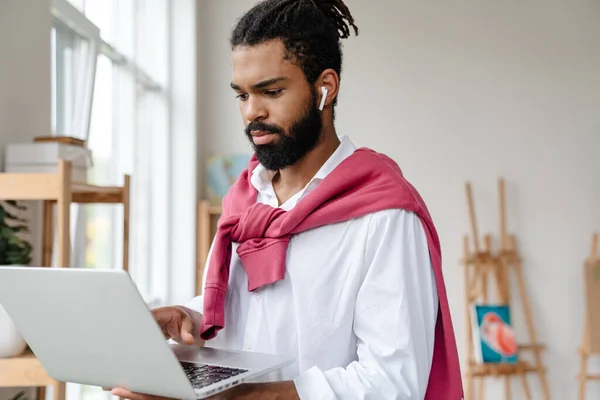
[293,209,439,399]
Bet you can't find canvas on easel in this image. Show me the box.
[578,233,600,400]
[462,178,551,400]
[470,304,519,364]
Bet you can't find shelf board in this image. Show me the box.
[71,182,124,203]
[0,173,125,204]
[518,343,546,351]
[0,348,56,387]
[0,173,60,200]
[469,360,542,377]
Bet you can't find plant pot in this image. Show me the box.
[0,303,27,358]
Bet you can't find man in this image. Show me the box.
[112,0,463,398]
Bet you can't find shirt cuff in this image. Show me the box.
[293,366,337,400]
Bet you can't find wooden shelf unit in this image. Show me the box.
[0,160,130,400]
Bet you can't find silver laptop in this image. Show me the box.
[0,266,294,399]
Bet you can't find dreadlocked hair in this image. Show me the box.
[230,0,359,112]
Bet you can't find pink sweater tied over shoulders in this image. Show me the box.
[200,147,464,399]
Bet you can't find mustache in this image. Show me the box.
[245,121,285,137]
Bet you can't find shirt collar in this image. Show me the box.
[250,135,356,198]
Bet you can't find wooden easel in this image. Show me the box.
[578,233,600,399]
[462,178,551,400]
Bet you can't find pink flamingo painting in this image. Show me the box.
[480,311,518,362]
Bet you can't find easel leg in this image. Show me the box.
[504,376,511,400]
[463,235,476,400]
[518,368,532,400]
[534,350,551,399]
[579,234,597,400]
[578,315,590,400]
[510,236,551,400]
[497,178,511,303]
[477,377,485,400]
[578,350,588,400]
[465,372,474,400]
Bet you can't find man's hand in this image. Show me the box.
[152,306,204,346]
[109,388,176,400]
[109,381,300,400]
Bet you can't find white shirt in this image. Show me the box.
[186,136,439,399]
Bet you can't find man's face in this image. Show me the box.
[230,40,323,171]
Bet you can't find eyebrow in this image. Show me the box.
[230,77,287,91]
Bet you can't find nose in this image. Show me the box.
[242,96,268,123]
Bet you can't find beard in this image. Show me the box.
[245,88,323,171]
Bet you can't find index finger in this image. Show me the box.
[180,312,196,345]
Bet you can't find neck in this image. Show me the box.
[272,126,340,205]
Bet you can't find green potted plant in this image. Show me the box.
[0,200,33,358]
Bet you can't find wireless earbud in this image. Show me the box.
[319,86,328,111]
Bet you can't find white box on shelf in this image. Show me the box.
[3,142,93,182]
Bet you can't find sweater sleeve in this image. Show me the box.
[293,209,439,399]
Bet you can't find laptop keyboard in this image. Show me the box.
[181,361,248,389]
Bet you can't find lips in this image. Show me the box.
[251,130,278,145]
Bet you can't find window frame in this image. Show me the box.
[51,0,100,141]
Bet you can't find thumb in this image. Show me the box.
[180,313,196,345]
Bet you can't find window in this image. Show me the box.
[50,1,172,399]
[51,0,99,140]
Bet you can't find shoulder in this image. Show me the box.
[349,148,432,214]
[359,208,433,279]
[364,208,426,236]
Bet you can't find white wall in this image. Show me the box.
[0,0,51,269]
[0,0,51,167]
[196,0,600,398]
[0,2,51,398]
[0,2,51,278]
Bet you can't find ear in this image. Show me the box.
[316,69,339,111]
